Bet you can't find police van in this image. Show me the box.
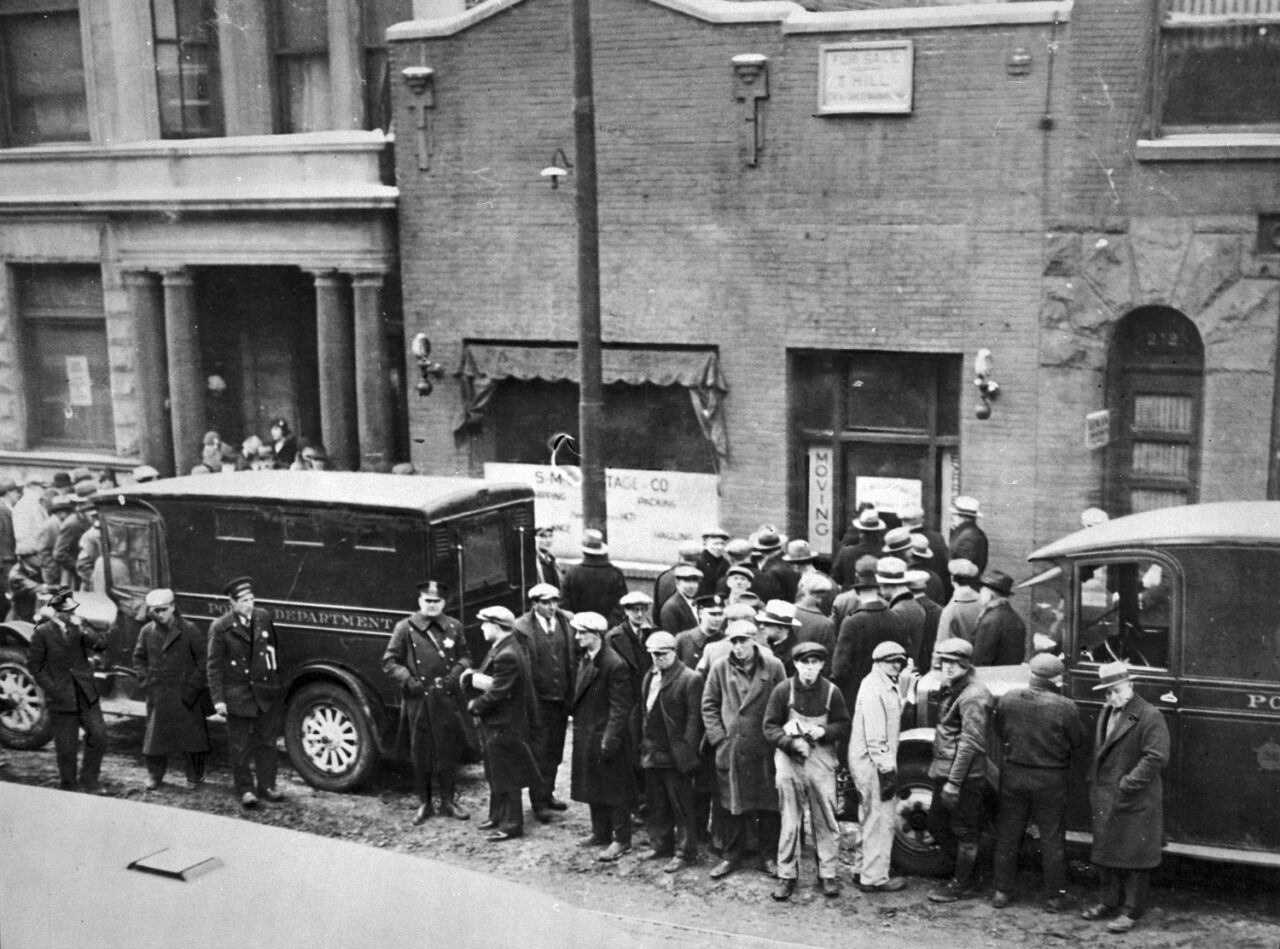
[0,471,536,792]
[892,501,1280,873]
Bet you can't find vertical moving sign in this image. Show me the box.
[807,446,834,556]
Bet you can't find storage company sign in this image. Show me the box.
[484,463,720,565]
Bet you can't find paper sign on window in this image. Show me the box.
[66,356,92,407]
[855,476,922,517]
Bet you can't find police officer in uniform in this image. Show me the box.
[382,579,473,824]
[208,576,285,808]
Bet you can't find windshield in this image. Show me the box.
[1024,561,1068,654]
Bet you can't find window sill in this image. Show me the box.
[1136,134,1280,161]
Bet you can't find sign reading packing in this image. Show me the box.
[818,41,914,115]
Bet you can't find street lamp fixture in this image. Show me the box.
[410,333,445,397]
[540,148,573,189]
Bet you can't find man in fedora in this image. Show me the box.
[948,496,988,574]
[831,507,887,590]
[879,555,925,665]
[694,526,731,598]
[1081,661,1170,933]
[465,605,540,842]
[209,576,285,808]
[782,538,832,599]
[991,653,1084,912]
[562,529,628,626]
[513,583,575,819]
[381,579,473,823]
[907,569,943,674]
[901,504,950,592]
[908,534,947,605]
[750,530,796,604]
[757,599,803,677]
[659,563,703,634]
[927,637,994,903]
[27,587,108,793]
[972,570,1026,666]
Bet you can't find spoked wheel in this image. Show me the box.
[284,682,377,792]
[0,648,52,749]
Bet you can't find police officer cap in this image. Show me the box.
[935,637,973,664]
[477,605,515,629]
[48,587,79,612]
[872,640,908,662]
[416,580,446,600]
[570,612,608,633]
[528,583,561,601]
[646,631,678,652]
[791,641,828,663]
[1029,653,1064,680]
[223,576,253,600]
[48,495,75,513]
[694,593,726,611]
[619,590,653,607]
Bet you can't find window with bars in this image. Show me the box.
[0,0,89,147]
[1157,0,1280,132]
[153,0,223,138]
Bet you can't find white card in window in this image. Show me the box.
[66,355,92,406]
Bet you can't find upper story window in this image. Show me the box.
[1157,0,1280,133]
[153,0,223,138]
[274,0,329,133]
[0,0,89,146]
[363,0,411,131]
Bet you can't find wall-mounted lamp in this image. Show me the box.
[402,66,436,172]
[974,348,1000,420]
[1006,48,1033,79]
[547,432,583,485]
[540,148,573,189]
[411,333,445,397]
[731,53,769,168]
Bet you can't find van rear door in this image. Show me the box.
[98,504,170,676]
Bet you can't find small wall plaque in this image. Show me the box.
[818,41,914,115]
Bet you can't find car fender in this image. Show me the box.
[285,662,392,756]
[0,621,34,651]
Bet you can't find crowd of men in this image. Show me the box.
[28,494,1169,934]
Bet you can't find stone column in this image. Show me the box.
[161,268,205,475]
[352,271,392,471]
[122,270,175,476]
[313,270,358,470]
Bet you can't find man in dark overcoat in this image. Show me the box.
[652,541,702,612]
[907,569,943,673]
[465,605,540,842]
[701,620,788,880]
[132,588,210,789]
[560,529,628,626]
[208,576,285,808]
[948,496,988,574]
[971,570,1027,666]
[658,564,701,634]
[693,526,730,598]
[637,631,704,873]
[749,531,798,605]
[832,571,908,718]
[830,507,887,590]
[1081,661,1170,934]
[569,611,636,862]
[533,525,561,587]
[27,587,108,792]
[381,579,473,824]
[512,582,575,819]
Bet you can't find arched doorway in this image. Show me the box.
[1105,307,1205,515]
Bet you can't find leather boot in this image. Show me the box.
[928,842,981,903]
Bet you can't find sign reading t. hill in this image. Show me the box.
[818,41,914,115]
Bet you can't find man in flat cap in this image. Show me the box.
[702,619,787,880]
[660,563,702,635]
[850,640,910,893]
[948,496,988,574]
[764,640,849,900]
[937,559,984,644]
[132,588,211,789]
[927,637,994,902]
[27,587,108,792]
[208,576,284,808]
[991,653,1083,912]
[533,525,561,587]
[638,630,704,872]
[972,570,1026,666]
[653,540,702,610]
[694,526,731,598]
[1081,661,1170,934]
[721,563,755,606]
[465,606,540,842]
[513,583,575,819]
[382,580,473,824]
[570,611,636,861]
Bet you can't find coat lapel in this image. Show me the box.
[161,624,182,652]
[574,655,599,704]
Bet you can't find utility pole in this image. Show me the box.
[572,0,607,534]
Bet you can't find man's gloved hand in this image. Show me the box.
[878,768,898,801]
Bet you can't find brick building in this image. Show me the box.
[388,0,1280,574]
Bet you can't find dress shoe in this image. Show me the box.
[1081,902,1118,921]
[771,878,796,902]
[485,831,519,842]
[439,800,470,820]
[928,880,979,903]
[82,783,108,796]
[640,848,674,861]
[412,804,433,826]
[144,777,161,791]
[1106,914,1136,933]
[478,819,498,830]
[546,796,569,811]
[533,808,553,824]
[759,858,779,878]
[709,859,737,880]
[858,877,907,893]
[663,856,690,874]
[241,791,260,808]
[187,777,205,790]
[597,842,632,862]
[259,787,285,802]
[578,835,609,847]
[821,877,841,898]
[1045,892,1074,914]
[991,890,1013,909]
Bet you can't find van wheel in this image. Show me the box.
[891,755,954,877]
[0,647,53,750]
[285,682,377,792]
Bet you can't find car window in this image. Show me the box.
[1076,558,1172,671]
[101,514,159,597]
[1025,563,1067,653]
[1179,546,1280,682]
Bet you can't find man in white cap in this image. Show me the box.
[926,637,994,903]
[659,563,702,634]
[569,611,636,861]
[702,618,787,880]
[937,559,984,645]
[948,496,988,574]
[850,640,910,893]
[764,640,849,900]
[132,464,161,484]
[607,589,656,821]
[1081,661,1170,933]
[991,652,1083,912]
[694,526,731,598]
[561,529,628,625]
[513,583,575,819]
[465,605,540,842]
[638,630,704,873]
[879,556,925,665]
[132,588,211,790]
